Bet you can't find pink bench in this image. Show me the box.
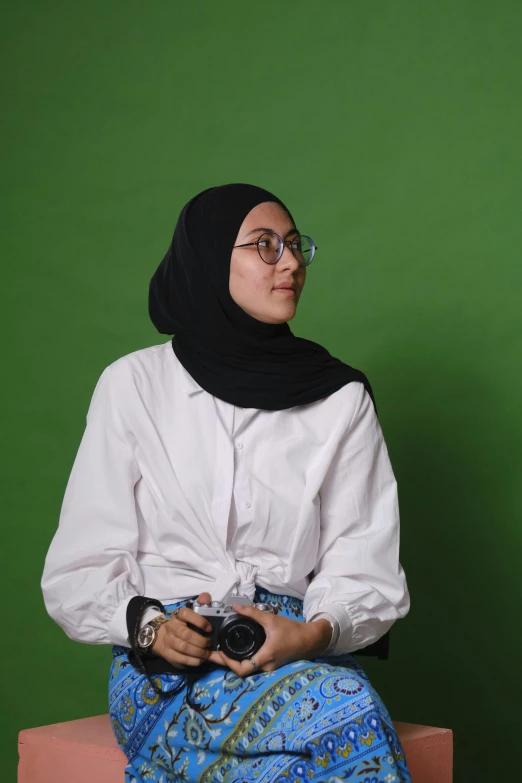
[18,714,453,782]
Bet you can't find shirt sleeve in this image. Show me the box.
[307,610,340,655]
[303,383,410,656]
[41,362,144,647]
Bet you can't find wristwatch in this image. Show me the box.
[137,614,169,654]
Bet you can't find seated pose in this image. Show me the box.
[42,183,411,783]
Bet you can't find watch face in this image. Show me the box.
[138,625,155,648]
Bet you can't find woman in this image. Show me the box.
[42,183,411,782]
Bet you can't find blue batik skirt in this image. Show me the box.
[109,588,412,783]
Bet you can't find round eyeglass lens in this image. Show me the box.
[257,233,315,266]
[291,234,314,266]
[256,233,281,265]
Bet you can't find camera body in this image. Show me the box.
[186,596,274,661]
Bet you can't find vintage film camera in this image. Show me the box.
[185,595,275,661]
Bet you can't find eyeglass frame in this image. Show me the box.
[233,230,317,267]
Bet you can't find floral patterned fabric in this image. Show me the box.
[109,588,411,783]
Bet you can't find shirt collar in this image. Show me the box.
[179,364,204,397]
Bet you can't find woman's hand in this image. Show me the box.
[151,592,213,670]
[207,602,333,676]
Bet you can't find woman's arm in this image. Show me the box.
[303,382,410,656]
[41,362,145,647]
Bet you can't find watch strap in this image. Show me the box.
[139,606,166,630]
[148,614,169,630]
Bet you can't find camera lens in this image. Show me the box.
[219,617,266,661]
[230,626,250,650]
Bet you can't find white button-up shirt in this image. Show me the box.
[41,341,410,656]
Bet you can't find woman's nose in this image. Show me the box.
[279,243,300,271]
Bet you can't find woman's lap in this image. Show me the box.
[109,588,411,782]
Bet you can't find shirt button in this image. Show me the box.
[235,442,243,450]
[244,501,251,509]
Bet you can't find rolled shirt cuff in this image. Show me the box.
[305,601,361,656]
[307,610,341,656]
[107,596,134,647]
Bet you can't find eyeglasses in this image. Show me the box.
[233,231,317,267]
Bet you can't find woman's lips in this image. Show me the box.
[273,287,296,296]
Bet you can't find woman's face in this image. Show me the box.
[229,201,306,324]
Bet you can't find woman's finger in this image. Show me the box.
[175,605,213,634]
[207,650,227,667]
[214,651,244,676]
[165,625,211,658]
[178,622,213,651]
[170,634,211,660]
[230,603,275,631]
[218,647,269,677]
[163,617,211,651]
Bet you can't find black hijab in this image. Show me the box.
[149,183,374,411]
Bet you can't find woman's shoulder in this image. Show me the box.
[322,379,370,425]
[316,378,367,411]
[297,380,369,439]
[99,340,174,391]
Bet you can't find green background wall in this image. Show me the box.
[3,2,521,780]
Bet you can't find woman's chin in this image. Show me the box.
[266,304,297,324]
[242,299,297,324]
